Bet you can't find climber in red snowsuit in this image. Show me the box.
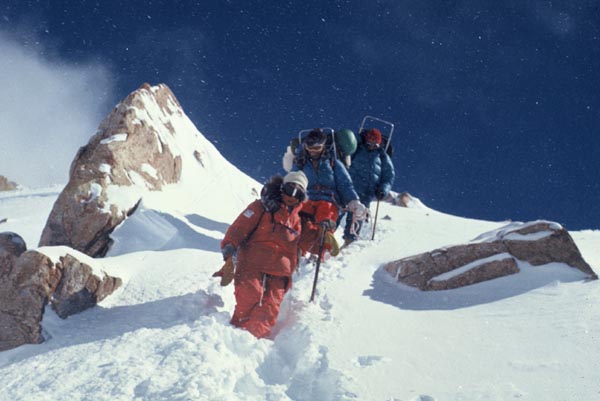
[215,171,310,338]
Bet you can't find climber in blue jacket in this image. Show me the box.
[343,128,395,245]
[292,128,366,258]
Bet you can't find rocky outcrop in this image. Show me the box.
[0,232,26,277]
[0,244,121,352]
[385,191,425,208]
[52,253,121,319]
[0,175,18,191]
[39,83,186,257]
[0,251,59,350]
[384,220,597,291]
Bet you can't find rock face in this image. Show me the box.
[0,232,27,277]
[0,175,18,191]
[52,253,121,319]
[39,83,186,257]
[385,191,425,208]
[0,243,121,351]
[0,251,59,350]
[384,221,597,291]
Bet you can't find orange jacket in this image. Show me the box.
[222,200,304,276]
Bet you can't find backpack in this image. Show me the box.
[334,128,358,167]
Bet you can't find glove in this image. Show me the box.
[212,256,235,286]
[221,243,235,261]
[375,187,386,200]
[324,231,340,257]
[347,200,367,221]
[319,219,336,232]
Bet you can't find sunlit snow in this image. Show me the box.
[1,138,599,401]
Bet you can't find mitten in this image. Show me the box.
[212,256,235,286]
[375,187,386,200]
[324,231,340,257]
[347,200,367,221]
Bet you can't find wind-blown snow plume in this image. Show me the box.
[0,32,112,187]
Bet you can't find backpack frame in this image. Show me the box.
[294,128,338,169]
[358,115,394,158]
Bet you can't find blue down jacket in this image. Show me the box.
[292,154,358,208]
[348,144,395,205]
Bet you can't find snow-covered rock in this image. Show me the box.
[0,250,59,351]
[385,191,426,208]
[0,232,26,277]
[2,179,600,400]
[0,247,121,351]
[39,83,259,257]
[0,175,18,192]
[384,220,597,290]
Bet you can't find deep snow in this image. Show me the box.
[1,180,599,401]
[1,102,599,401]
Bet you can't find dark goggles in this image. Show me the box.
[282,182,306,202]
[366,141,380,148]
[305,143,325,151]
[304,136,326,148]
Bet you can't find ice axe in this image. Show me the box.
[371,199,381,240]
[309,227,328,302]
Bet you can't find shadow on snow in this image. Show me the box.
[0,290,225,368]
[185,214,230,233]
[364,262,590,311]
[109,209,228,256]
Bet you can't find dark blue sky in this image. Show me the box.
[3,0,599,229]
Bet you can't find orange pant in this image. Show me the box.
[298,200,339,256]
[231,270,289,339]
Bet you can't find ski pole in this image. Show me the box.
[309,227,327,302]
[371,199,381,240]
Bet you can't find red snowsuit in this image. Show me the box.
[297,199,339,256]
[221,199,305,338]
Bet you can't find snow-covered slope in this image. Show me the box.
[125,85,260,222]
[93,84,261,225]
[102,85,261,255]
[1,183,599,401]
